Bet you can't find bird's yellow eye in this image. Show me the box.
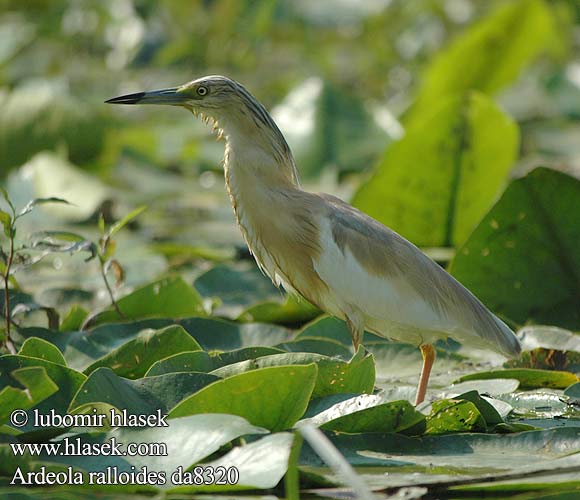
[197,86,208,96]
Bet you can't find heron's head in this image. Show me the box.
[107,75,263,123]
[107,75,297,183]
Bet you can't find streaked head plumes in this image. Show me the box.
[106,75,296,180]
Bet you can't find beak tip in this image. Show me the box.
[105,92,146,105]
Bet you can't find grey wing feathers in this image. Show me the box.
[320,193,521,358]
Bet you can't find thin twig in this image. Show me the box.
[3,228,16,354]
[99,262,124,319]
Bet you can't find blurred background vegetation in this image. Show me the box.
[1,0,579,330]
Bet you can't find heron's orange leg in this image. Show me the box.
[415,344,436,406]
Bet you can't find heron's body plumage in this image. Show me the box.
[224,152,519,358]
[107,74,521,404]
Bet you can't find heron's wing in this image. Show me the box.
[313,194,520,357]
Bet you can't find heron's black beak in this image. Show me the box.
[105,87,186,105]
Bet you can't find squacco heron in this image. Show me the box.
[107,76,521,405]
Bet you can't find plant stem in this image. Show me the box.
[99,261,124,319]
[3,229,16,354]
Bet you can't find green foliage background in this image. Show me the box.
[0,0,580,497]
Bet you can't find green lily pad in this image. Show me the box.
[145,351,214,376]
[498,390,571,417]
[211,348,374,399]
[18,337,67,366]
[564,383,580,402]
[296,316,384,346]
[353,91,518,247]
[300,428,580,470]
[277,337,352,359]
[178,317,291,351]
[69,367,219,414]
[445,378,520,397]
[169,365,318,431]
[426,399,487,434]
[449,168,580,330]
[88,276,206,327]
[237,294,320,325]
[210,346,285,368]
[512,326,580,372]
[189,432,295,491]
[454,390,504,426]
[84,325,202,378]
[457,368,579,390]
[306,396,424,434]
[194,263,280,318]
[0,355,86,431]
[0,367,58,426]
[30,414,268,485]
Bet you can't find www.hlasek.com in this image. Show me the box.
[9,408,240,487]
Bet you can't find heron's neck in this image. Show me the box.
[222,125,301,248]
[218,110,300,189]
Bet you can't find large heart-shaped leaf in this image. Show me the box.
[84,325,202,378]
[450,168,580,329]
[88,276,206,327]
[169,365,318,431]
[69,367,219,414]
[352,92,518,247]
[0,367,58,426]
[211,349,375,399]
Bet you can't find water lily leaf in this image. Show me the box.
[178,317,292,351]
[518,326,580,353]
[237,294,320,325]
[564,383,580,402]
[69,367,219,415]
[353,92,518,247]
[450,168,580,330]
[84,325,202,378]
[0,367,58,426]
[300,428,580,471]
[306,396,424,434]
[426,399,487,434]
[210,346,285,369]
[277,337,352,359]
[296,316,353,345]
[188,432,295,491]
[408,0,558,121]
[88,276,206,327]
[0,355,86,432]
[18,337,66,366]
[37,414,268,484]
[194,263,280,318]
[296,316,384,346]
[454,390,504,426]
[457,368,579,390]
[170,365,318,431]
[211,348,374,399]
[444,379,520,397]
[511,326,580,372]
[497,390,571,419]
[145,351,214,376]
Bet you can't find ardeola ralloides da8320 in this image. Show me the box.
[107,76,521,405]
